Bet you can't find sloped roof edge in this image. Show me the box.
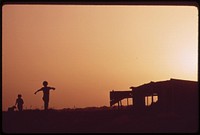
[131,78,198,91]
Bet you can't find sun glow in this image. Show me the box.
[174,47,198,80]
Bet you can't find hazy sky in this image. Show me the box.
[2,4,198,111]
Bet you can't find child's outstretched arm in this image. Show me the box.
[34,88,43,94]
[51,87,56,90]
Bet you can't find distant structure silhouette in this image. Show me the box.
[110,78,198,114]
[15,94,24,111]
[34,81,56,110]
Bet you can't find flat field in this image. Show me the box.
[2,107,198,133]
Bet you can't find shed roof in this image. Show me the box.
[131,78,198,94]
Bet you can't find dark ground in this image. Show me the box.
[2,107,199,133]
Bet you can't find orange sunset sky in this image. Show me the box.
[2,4,198,111]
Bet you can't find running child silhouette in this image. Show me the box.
[34,81,56,110]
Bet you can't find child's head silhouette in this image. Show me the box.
[43,81,48,87]
[18,94,22,98]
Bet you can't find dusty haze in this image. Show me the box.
[2,5,198,111]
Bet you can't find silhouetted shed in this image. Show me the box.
[110,90,132,107]
[131,78,198,113]
[110,78,198,114]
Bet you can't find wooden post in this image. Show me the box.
[120,100,122,107]
[146,96,148,106]
[118,101,120,109]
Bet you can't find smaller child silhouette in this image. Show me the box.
[15,94,24,111]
